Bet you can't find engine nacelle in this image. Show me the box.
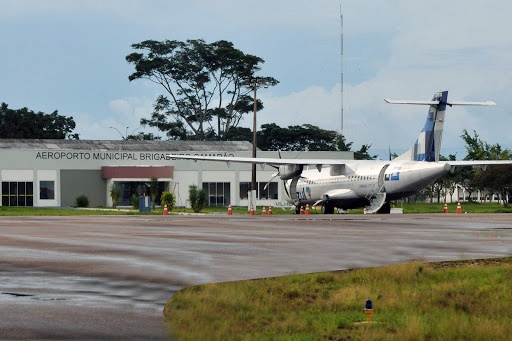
[279,164,303,180]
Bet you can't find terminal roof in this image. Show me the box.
[0,139,254,151]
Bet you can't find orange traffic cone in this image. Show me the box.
[443,203,448,213]
[250,205,255,215]
[268,205,273,215]
[227,204,232,215]
[305,204,310,215]
[300,206,304,214]
[456,202,462,214]
[262,207,267,215]
[163,204,168,215]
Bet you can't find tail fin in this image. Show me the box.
[385,91,496,162]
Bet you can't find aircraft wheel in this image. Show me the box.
[377,202,391,214]
[321,202,335,214]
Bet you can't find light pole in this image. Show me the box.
[109,125,142,139]
[244,78,268,211]
[109,126,125,139]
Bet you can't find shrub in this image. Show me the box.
[161,191,175,211]
[131,194,139,209]
[110,183,121,208]
[189,185,207,213]
[75,194,89,208]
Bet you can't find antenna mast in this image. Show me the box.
[340,8,344,134]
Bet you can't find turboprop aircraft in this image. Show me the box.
[169,90,512,214]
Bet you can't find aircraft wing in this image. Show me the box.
[447,160,512,166]
[167,154,360,166]
[445,160,512,172]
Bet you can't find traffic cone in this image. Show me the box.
[300,206,304,214]
[456,202,462,214]
[227,204,232,215]
[305,204,310,215]
[262,207,267,215]
[268,205,273,215]
[163,204,168,215]
[443,203,448,213]
[250,205,255,215]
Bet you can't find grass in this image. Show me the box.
[164,258,512,340]
[1,201,512,216]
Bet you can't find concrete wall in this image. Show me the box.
[60,170,105,207]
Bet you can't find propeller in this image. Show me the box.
[263,172,280,190]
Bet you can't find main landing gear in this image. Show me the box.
[321,202,335,214]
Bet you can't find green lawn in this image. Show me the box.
[1,201,511,216]
[164,258,512,340]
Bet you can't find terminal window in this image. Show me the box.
[40,181,55,200]
[202,182,230,206]
[2,181,34,206]
[239,182,278,200]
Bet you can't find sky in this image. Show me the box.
[1,0,511,159]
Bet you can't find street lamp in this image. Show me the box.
[109,126,126,139]
[109,125,143,140]
[244,78,268,211]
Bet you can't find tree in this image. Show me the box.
[257,123,339,151]
[460,129,512,205]
[0,102,78,139]
[149,177,159,210]
[110,183,121,208]
[126,132,162,140]
[189,185,207,213]
[126,39,278,140]
[353,144,377,160]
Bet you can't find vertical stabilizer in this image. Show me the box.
[395,91,447,162]
[384,91,495,162]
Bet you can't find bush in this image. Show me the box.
[189,185,207,213]
[75,194,89,208]
[131,194,139,209]
[110,183,121,208]
[161,191,175,211]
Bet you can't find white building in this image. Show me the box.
[0,139,352,208]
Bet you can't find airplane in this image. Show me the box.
[168,90,512,214]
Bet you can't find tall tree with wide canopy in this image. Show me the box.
[0,102,78,139]
[126,39,278,140]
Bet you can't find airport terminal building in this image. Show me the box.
[0,139,351,208]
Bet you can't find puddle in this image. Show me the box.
[0,265,179,313]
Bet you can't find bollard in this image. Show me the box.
[364,299,373,323]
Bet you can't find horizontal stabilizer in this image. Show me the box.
[385,99,496,106]
[384,99,439,105]
[447,101,496,106]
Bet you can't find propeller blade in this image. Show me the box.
[263,172,279,190]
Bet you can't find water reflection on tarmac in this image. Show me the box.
[0,214,511,339]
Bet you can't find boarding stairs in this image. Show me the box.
[364,164,389,214]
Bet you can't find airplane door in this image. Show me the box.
[378,164,390,191]
[287,177,300,203]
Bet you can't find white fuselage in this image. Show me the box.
[286,160,450,209]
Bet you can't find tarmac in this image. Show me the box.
[0,213,511,339]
